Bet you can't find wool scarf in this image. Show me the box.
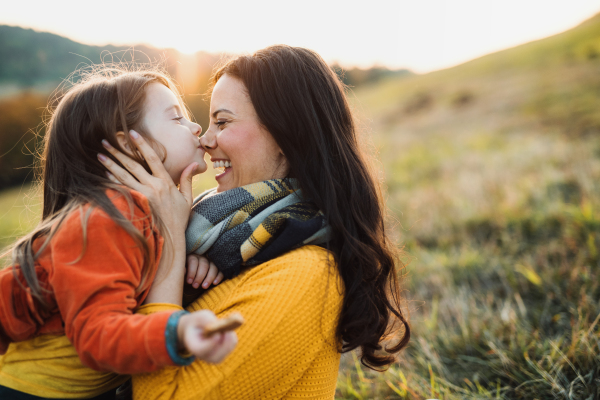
[185,178,330,280]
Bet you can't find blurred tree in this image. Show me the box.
[331,63,412,87]
[0,92,46,189]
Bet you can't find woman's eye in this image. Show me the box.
[216,121,227,129]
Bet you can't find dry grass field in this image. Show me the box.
[333,13,600,400]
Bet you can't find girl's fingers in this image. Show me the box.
[186,255,199,285]
[213,272,224,285]
[206,331,238,363]
[193,257,210,289]
[97,153,145,193]
[202,262,219,289]
[101,139,155,185]
[180,311,238,364]
[127,130,172,181]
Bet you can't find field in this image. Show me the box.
[2,15,600,400]
[333,13,600,400]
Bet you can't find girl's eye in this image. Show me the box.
[174,116,184,123]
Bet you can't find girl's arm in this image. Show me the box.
[50,193,235,374]
[0,266,56,353]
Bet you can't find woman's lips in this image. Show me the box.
[215,166,231,181]
[211,159,231,181]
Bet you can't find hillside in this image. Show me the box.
[334,13,600,399]
[357,12,600,138]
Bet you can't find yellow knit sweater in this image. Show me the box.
[133,245,343,400]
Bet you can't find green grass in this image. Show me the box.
[0,183,41,255]
[332,124,600,398]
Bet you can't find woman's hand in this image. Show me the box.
[187,255,224,289]
[178,310,238,364]
[98,130,198,237]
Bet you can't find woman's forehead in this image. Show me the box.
[211,75,252,114]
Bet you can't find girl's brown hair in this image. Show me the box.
[211,45,410,370]
[10,66,185,307]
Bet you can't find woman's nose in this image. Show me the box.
[200,128,216,150]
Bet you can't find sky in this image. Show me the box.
[2,0,600,73]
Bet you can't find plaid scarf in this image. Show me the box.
[185,178,330,280]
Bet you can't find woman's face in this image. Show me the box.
[201,74,289,193]
[141,83,207,184]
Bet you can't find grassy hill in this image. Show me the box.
[1,14,600,399]
[333,13,600,399]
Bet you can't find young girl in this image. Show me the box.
[0,67,236,399]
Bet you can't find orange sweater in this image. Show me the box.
[0,189,176,374]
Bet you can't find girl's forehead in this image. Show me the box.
[145,83,183,112]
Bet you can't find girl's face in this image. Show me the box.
[200,74,288,192]
[141,83,207,184]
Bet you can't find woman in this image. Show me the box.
[101,45,410,399]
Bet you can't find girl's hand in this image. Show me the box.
[177,310,238,364]
[98,130,198,237]
[187,254,224,289]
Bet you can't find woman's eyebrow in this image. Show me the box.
[212,108,234,118]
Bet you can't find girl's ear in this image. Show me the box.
[115,131,134,156]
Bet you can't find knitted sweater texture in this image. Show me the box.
[133,245,343,400]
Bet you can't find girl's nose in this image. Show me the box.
[191,122,202,136]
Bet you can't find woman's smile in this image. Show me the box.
[211,158,232,181]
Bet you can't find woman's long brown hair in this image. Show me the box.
[212,46,410,369]
[9,66,184,308]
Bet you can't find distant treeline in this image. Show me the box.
[0,25,409,190]
[332,64,411,87]
[0,25,180,88]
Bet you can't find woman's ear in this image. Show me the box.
[278,148,291,177]
[115,131,134,156]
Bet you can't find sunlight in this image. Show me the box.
[174,40,201,55]
[1,0,599,71]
